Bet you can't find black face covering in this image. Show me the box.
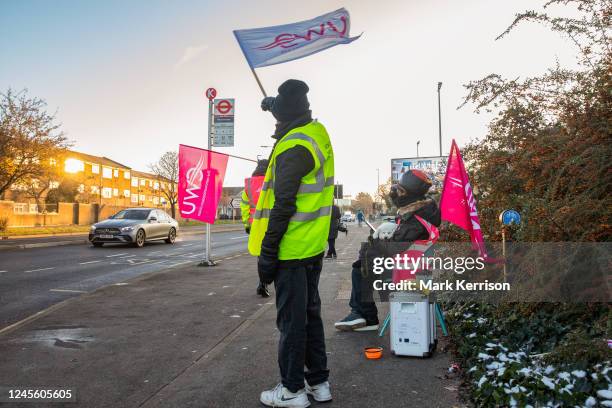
[390,185,421,207]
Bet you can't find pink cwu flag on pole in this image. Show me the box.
[178,144,229,224]
[440,139,489,259]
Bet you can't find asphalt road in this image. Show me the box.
[0,230,249,330]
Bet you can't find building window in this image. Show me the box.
[113,188,119,197]
[153,181,159,190]
[153,197,159,205]
[124,190,130,197]
[131,195,138,203]
[140,179,145,186]
[49,181,60,189]
[131,177,139,187]
[139,194,145,202]
[113,169,119,177]
[102,167,112,179]
[65,158,84,173]
[78,184,85,193]
[50,158,57,166]
[148,180,153,187]
[13,203,28,214]
[92,164,100,174]
[102,188,112,198]
[124,171,130,179]
[91,186,99,194]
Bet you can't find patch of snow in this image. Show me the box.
[541,376,556,390]
[544,365,555,375]
[601,401,612,408]
[584,396,597,407]
[467,332,477,338]
[477,353,492,360]
[571,370,586,378]
[518,367,533,377]
[477,375,487,388]
[597,389,612,399]
[557,372,571,381]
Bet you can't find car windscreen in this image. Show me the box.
[112,210,150,220]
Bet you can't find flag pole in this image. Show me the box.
[251,68,267,97]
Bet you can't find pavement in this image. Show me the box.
[0,226,464,407]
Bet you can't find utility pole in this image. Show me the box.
[437,82,443,157]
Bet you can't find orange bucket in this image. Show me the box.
[364,346,383,360]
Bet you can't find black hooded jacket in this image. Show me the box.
[356,197,441,266]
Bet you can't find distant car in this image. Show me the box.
[219,214,230,220]
[341,215,352,223]
[380,214,396,223]
[89,208,179,248]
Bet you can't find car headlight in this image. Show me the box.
[120,226,134,232]
[90,225,96,232]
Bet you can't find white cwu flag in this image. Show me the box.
[233,8,360,69]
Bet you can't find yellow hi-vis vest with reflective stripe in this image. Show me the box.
[248,120,334,260]
[240,189,250,226]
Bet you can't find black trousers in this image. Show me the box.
[274,257,329,392]
[327,239,336,257]
[349,266,379,325]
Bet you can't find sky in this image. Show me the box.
[0,0,579,196]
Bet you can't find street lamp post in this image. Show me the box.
[437,82,443,157]
[416,140,420,158]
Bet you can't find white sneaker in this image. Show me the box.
[305,380,332,402]
[260,383,311,407]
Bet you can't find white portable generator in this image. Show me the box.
[389,291,437,357]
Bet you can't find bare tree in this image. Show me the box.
[150,151,178,218]
[351,192,374,215]
[0,89,69,198]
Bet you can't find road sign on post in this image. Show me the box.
[205,88,217,100]
[213,98,235,147]
[199,88,218,267]
[230,197,242,208]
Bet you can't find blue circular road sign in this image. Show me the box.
[500,209,521,225]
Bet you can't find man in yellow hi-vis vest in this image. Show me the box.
[241,159,270,298]
[250,80,334,407]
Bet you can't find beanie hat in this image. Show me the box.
[270,79,310,122]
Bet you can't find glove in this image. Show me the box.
[261,97,275,112]
[245,226,251,234]
[258,246,278,284]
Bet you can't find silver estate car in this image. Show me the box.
[89,208,179,248]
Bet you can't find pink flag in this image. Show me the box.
[178,144,229,224]
[440,139,488,259]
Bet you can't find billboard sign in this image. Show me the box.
[391,156,447,190]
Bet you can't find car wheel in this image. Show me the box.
[92,242,103,247]
[165,228,176,244]
[134,229,146,248]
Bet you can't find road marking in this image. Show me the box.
[106,253,128,258]
[0,270,7,273]
[230,235,249,240]
[24,267,54,273]
[49,289,88,293]
[169,260,192,267]
[120,254,137,258]
[79,260,102,265]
